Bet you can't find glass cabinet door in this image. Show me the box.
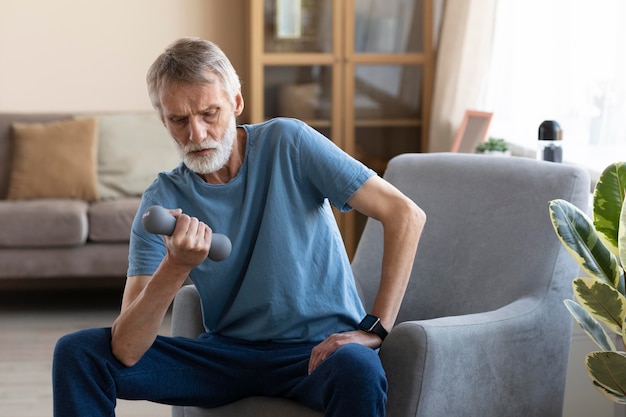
[350,63,423,173]
[354,0,423,54]
[352,64,422,120]
[263,65,333,138]
[348,0,425,174]
[252,0,339,141]
[263,0,334,53]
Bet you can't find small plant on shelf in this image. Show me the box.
[475,137,510,155]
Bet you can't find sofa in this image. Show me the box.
[0,112,179,288]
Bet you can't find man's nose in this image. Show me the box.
[189,119,208,143]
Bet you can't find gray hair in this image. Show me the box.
[147,38,241,113]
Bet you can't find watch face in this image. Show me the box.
[360,314,379,331]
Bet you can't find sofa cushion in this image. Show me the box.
[0,199,88,247]
[88,198,141,242]
[93,113,180,199]
[6,117,99,201]
[0,113,74,199]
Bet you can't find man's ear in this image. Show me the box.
[234,90,245,116]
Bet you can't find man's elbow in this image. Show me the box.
[111,342,143,367]
[404,198,427,233]
[110,329,143,367]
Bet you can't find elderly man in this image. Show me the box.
[53,37,425,417]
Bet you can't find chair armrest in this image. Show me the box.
[380,296,571,417]
[171,285,205,338]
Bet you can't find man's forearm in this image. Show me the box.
[111,260,190,366]
[371,197,425,331]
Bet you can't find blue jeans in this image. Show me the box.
[52,328,387,416]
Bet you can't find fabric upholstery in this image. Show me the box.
[170,153,590,417]
[0,243,130,279]
[0,199,88,247]
[94,113,179,199]
[356,153,589,417]
[7,118,99,201]
[0,113,73,199]
[88,198,141,242]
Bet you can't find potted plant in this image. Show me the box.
[549,161,626,403]
[475,137,510,155]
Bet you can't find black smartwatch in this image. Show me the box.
[358,314,388,341]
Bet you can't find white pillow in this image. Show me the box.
[91,113,180,199]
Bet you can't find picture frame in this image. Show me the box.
[451,110,493,153]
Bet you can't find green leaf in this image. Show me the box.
[549,199,621,289]
[586,351,626,403]
[574,278,626,334]
[591,380,626,404]
[564,299,616,351]
[593,162,626,256]
[620,201,626,269]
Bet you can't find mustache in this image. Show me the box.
[182,140,220,153]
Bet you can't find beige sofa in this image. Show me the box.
[0,112,178,288]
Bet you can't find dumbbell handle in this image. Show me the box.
[141,205,232,262]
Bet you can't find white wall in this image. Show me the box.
[0,0,246,113]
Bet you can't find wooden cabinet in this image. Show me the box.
[248,0,434,255]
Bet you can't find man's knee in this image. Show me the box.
[328,343,387,391]
[319,344,387,416]
[54,328,112,366]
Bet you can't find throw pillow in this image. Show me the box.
[94,113,180,199]
[6,118,99,201]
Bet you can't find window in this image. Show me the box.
[485,0,626,171]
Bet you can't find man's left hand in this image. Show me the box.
[308,330,382,374]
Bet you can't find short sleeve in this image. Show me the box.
[295,122,375,211]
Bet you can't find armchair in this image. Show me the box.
[171,153,590,417]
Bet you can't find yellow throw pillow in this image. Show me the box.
[6,118,99,201]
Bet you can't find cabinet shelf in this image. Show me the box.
[350,53,427,64]
[354,119,421,127]
[261,53,427,65]
[260,54,336,65]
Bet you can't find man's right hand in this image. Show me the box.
[163,209,212,270]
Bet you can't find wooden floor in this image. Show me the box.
[0,288,171,417]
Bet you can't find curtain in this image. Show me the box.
[428,0,498,152]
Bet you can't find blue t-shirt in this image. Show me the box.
[128,118,375,343]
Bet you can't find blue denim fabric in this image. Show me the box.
[53,328,387,416]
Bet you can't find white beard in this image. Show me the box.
[175,115,237,174]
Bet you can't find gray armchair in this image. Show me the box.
[171,153,590,417]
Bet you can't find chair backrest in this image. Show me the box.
[352,153,590,325]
